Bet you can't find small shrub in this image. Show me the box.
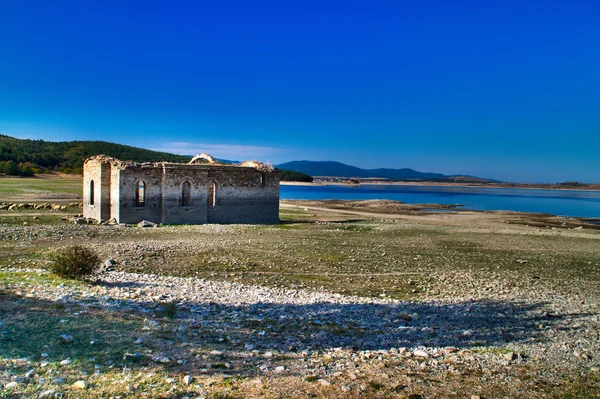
[162,301,178,319]
[50,245,101,280]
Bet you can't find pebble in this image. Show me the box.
[134,338,143,345]
[59,334,74,342]
[60,359,72,366]
[39,389,57,398]
[413,350,429,358]
[4,381,18,389]
[72,380,89,390]
[318,379,332,386]
[183,375,193,385]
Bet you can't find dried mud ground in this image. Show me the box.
[1,200,600,398]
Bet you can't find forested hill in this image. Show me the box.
[0,134,191,175]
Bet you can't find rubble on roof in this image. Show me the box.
[85,153,275,172]
[239,160,274,171]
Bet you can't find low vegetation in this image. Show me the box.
[50,245,101,280]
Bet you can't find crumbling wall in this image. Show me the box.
[83,158,111,221]
[83,155,280,225]
[160,165,209,224]
[117,167,163,224]
[110,166,120,220]
[206,168,279,224]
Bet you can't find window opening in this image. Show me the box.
[182,181,191,206]
[89,180,94,205]
[135,181,146,207]
[208,182,216,206]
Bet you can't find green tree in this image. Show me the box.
[4,160,19,176]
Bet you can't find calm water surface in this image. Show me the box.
[280,184,600,218]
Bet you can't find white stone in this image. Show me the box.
[39,389,57,398]
[72,380,89,389]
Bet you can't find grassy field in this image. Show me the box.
[0,174,82,202]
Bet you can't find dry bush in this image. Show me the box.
[50,245,101,280]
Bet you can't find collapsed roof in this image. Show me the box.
[85,154,275,171]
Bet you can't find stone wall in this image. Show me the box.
[117,167,164,224]
[83,158,111,221]
[84,157,280,224]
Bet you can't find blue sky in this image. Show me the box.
[1,0,599,183]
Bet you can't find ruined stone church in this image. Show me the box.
[83,154,280,224]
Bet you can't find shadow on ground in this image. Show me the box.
[1,282,591,380]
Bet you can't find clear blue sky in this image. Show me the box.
[1,0,599,183]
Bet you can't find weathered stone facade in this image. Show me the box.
[83,155,280,224]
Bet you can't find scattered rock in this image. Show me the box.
[59,334,74,343]
[39,389,57,398]
[72,380,89,390]
[183,375,193,385]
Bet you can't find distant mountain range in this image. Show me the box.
[276,160,492,182]
[0,134,491,182]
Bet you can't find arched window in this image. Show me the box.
[181,181,191,206]
[89,180,94,205]
[135,181,146,207]
[208,182,216,207]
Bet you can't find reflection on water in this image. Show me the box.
[281,185,600,218]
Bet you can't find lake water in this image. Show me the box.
[280,184,600,218]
